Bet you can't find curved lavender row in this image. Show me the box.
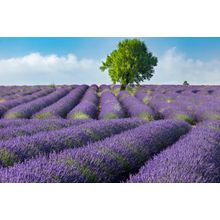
[192,104,220,122]
[67,87,98,119]
[33,85,88,119]
[148,94,197,124]
[0,119,32,129]
[0,87,18,97]
[127,121,220,183]
[98,90,125,119]
[0,119,91,141]
[0,118,91,130]
[0,118,144,167]
[0,118,72,129]
[0,88,54,117]
[1,86,39,98]
[118,91,155,121]
[1,87,53,103]
[0,119,190,183]
[3,87,41,100]
[161,106,196,124]
[1,87,52,101]
[4,88,69,119]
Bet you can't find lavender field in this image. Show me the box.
[0,84,219,183]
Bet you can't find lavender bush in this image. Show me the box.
[33,85,88,119]
[118,91,155,120]
[0,88,54,117]
[0,119,90,141]
[99,90,125,119]
[128,121,220,183]
[67,87,99,119]
[0,85,219,183]
[0,118,144,167]
[0,119,190,182]
[4,88,69,119]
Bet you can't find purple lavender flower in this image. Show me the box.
[0,118,90,141]
[0,118,144,167]
[99,90,125,119]
[3,88,69,119]
[127,120,220,183]
[0,88,54,117]
[33,85,88,119]
[0,119,190,182]
[118,91,155,120]
[67,87,99,119]
[0,119,32,129]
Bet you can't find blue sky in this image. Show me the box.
[0,37,220,85]
[1,37,220,60]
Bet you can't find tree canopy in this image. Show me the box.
[100,39,158,90]
[183,81,189,86]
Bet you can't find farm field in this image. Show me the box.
[0,84,220,183]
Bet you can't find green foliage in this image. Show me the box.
[48,83,56,88]
[183,81,189,86]
[71,112,90,119]
[65,158,98,182]
[35,112,52,119]
[175,114,195,125]
[125,85,137,95]
[77,164,98,182]
[104,112,118,119]
[142,97,151,104]
[65,158,75,166]
[5,112,23,119]
[100,39,158,90]
[138,112,154,121]
[112,87,120,96]
[0,149,18,167]
[147,90,153,94]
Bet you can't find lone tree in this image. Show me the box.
[183,81,189,86]
[100,38,158,90]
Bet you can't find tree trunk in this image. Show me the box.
[120,84,127,91]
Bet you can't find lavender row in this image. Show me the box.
[0,87,53,107]
[0,88,54,117]
[0,119,90,141]
[0,118,89,130]
[98,90,125,119]
[127,121,220,183]
[67,87,99,119]
[135,89,196,123]
[0,119,32,129]
[3,88,69,119]
[0,86,40,98]
[2,87,41,101]
[0,118,144,167]
[0,120,190,183]
[139,86,219,123]
[118,91,155,121]
[33,85,88,119]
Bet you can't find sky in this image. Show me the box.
[0,37,220,85]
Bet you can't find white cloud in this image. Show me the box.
[0,49,220,85]
[151,47,220,85]
[0,53,110,85]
